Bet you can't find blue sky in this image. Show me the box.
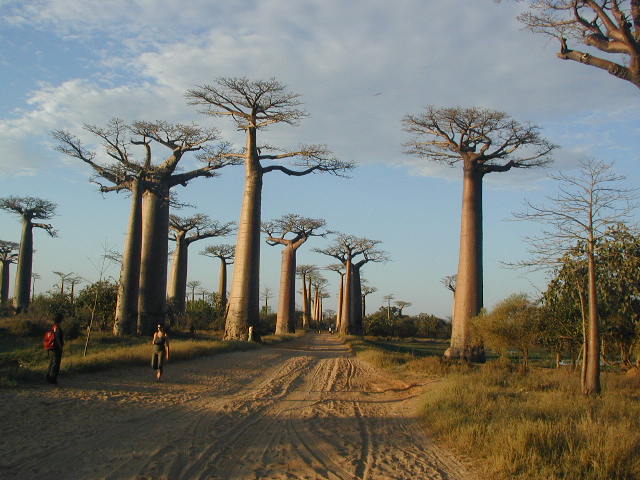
[1,0,638,319]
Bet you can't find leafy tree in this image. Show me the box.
[404,107,555,361]
[473,294,541,372]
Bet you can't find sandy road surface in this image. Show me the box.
[0,333,475,480]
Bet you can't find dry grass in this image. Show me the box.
[348,337,640,480]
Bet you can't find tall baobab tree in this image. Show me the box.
[383,294,395,322]
[187,77,353,340]
[0,240,19,305]
[309,273,328,326]
[296,264,317,328]
[201,244,236,312]
[315,234,385,335]
[69,275,83,303]
[361,283,377,318]
[514,159,635,395]
[0,196,57,313]
[168,214,234,315]
[263,214,327,334]
[54,121,237,335]
[519,0,640,89]
[325,264,345,330]
[403,106,555,361]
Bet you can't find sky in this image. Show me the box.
[1,0,638,319]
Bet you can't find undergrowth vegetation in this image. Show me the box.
[347,337,640,480]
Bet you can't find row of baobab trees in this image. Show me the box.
[1,76,557,366]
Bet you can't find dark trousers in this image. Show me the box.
[47,349,63,383]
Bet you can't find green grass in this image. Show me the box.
[347,336,640,480]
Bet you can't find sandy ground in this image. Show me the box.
[0,333,476,480]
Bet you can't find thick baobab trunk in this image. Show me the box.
[114,179,143,335]
[226,130,262,341]
[351,265,364,335]
[275,245,296,334]
[218,258,228,308]
[138,186,170,335]
[167,233,189,315]
[301,273,310,328]
[337,275,344,331]
[1,260,11,304]
[446,164,484,361]
[13,218,33,313]
[584,246,601,395]
[340,259,352,335]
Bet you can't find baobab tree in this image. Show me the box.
[186,280,201,304]
[187,77,353,340]
[54,121,237,335]
[296,264,318,328]
[168,214,234,315]
[309,273,329,326]
[315,234,386,335]
[383,294,395,322]
[0,240,19,305]
[361,283,377,318]
[31,273,40,301]
[325,264,345,330]
[53,271,74,296]
[0,196,57,313]
[201,244,235,311]
[519,0,640,89]
[260,286,274,317]
[395,300,412,317]
[69,275,83,303]
[513,159,635,395]
[263,214,327,334]
[403,106,555,361]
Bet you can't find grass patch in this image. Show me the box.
[347,335,640,480]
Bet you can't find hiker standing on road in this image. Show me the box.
[151,324,170,381]
[45,313,64,385]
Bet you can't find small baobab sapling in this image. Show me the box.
[0,196,57,313]
[403,106,555,361]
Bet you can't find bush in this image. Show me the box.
[2,317,48,337]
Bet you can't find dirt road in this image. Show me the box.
[0,333,475,480]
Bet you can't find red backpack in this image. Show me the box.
[43,326,56,350]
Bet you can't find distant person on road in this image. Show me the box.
[45,313,64,385]
[151,324,170,381]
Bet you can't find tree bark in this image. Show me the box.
[584,244,601,395]
[337,274,344,331]
[1,260,10,305]
[113,178,143,336]
[446,163,484,361]
[13,218,33,313]
[301,273,309,328]
[138,185,170,335]
[275,244,296,334]
[218,258,228,308]
[167,232,188,315]
[351,264,364,335]
[340,258,352,334]
[225,128,262,340]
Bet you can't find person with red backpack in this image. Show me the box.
[44,313,64,384]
